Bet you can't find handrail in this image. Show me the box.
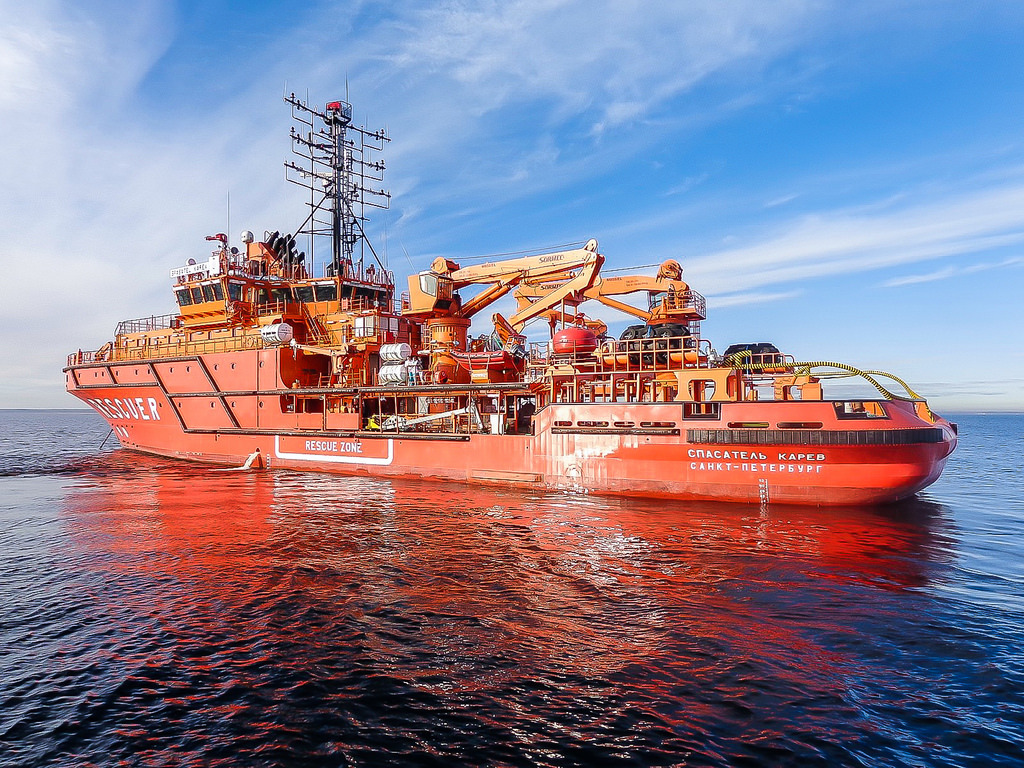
[115,313,181,336]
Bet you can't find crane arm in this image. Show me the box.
[404,238,604,322]
[511,259,703,328]
[507,253,604,329]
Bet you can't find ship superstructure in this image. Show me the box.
[65,95,957,505]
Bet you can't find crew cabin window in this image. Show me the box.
[271,288,290,305]
[419,273,438,297]
[201,283,220,302]
[293,286,315,303]
[190,287,203,304]
[175,288,193,306]
[314,283,337,302]
[253,287,269,305]
[228,282,244,302]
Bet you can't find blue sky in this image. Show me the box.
[2,0,1023,410]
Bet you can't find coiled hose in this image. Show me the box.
[722,352,921,401]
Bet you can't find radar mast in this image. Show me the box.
[284,93,390,277]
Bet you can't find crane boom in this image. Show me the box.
[403,238,604,324]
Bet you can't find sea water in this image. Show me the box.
[1,410,1022,766]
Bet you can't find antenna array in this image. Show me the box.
[284,93,390,276]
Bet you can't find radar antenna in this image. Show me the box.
[283,93,390,277]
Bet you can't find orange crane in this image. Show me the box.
[403,239,603,322]
[512,257,705,333]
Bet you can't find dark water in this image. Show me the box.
[1,410,1022,767]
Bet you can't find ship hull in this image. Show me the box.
[65,354,956,507]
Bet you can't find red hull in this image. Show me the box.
[65,351,956,506]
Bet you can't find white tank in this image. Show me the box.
[380,343,412,362]
[378,363,408,385]
[260,323,294,345]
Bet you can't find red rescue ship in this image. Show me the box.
[65,95,956,505]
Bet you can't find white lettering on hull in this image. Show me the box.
[688,447,827,474]
[273,436,395,466]
[88,397,160,422]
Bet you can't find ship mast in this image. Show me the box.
[284,93,391,277]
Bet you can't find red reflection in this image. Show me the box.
[60,452,952,728]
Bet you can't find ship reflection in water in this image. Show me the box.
[42,452,1020,766]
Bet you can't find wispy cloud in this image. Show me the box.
[707,291,801,309]
[882,256,1024,287]
[882,266,957,287]
[686,184,1024,294]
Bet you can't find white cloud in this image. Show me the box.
[706,290,801,309]
[882,266,956,288]
[685,184,1024,294]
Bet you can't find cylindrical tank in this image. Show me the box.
[380,343,413,362]
[552,327,599,355]
[259,323,293,345]
[426,317,470,349]
[378,363,407,385]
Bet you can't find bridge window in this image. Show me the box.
[190,287,203,304]
[228,282,244,302]
[175,288,192,306]
[293,286,314,303]
[314,283,337,301]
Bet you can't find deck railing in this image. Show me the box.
[114,313,182,336]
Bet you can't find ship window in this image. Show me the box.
[779,422,823,429]
[175,289,192,306]
[228,281,244,302]
[253,287,269,305]
[212,283,224,301]
[314,283,337,302]
[834,401,888,419]
[728,421,769,429]
[201,284,216,302]
[684,402,720,419]
[190,287,203,304]
[419,273,438,297]
[271,288,290,305]
[293,286,315,303]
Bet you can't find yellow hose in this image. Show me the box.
[722,351,920,400]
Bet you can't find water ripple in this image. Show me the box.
[1,411,1022,766]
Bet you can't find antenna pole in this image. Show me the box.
[284,93,390,279]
